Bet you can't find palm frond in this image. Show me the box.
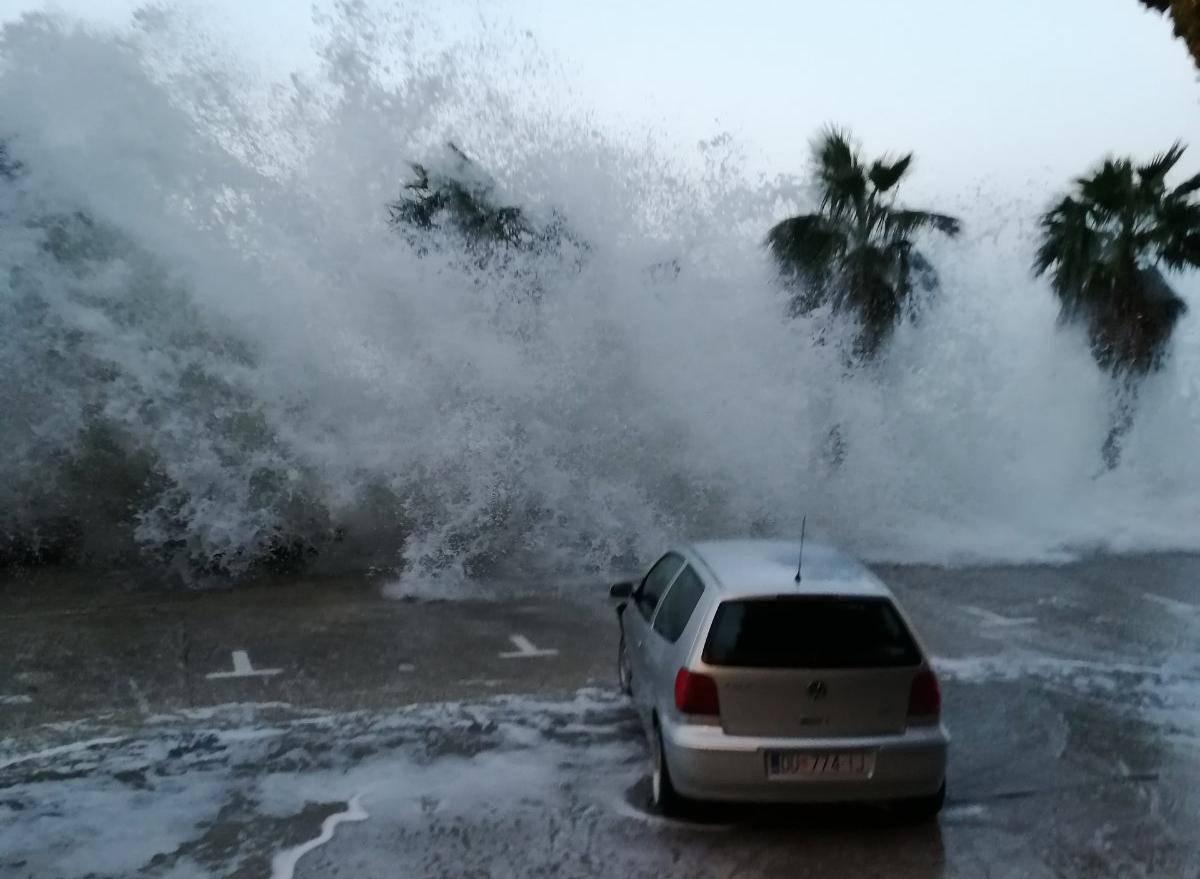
[834,243,905,357]
[1077,159,1134,218]
[813,127,856,176]
[405,162,430,192]
[1148,194,1200,255]
[1033,196,1099,305]
[868,154,913,194]
[1173,170,1200,197]
[446,141,472,164]
[1137,141,1186,184]
[812,127,866,218]
[886,209,962,239]
[765,214,847,282]
[1158,228,1200,272]
[388,142,582,266]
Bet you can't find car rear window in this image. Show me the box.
[702,595,921,668]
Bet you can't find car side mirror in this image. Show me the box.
[609,580,634,600]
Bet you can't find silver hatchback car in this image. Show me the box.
[611,539,948,818]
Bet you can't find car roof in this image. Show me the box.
[684,539,892,599]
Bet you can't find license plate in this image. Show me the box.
[764,750,875,781]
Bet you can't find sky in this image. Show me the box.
[1,0,1198,193]
[503,0,1200,191]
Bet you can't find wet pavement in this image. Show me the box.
[1,554,1198,878]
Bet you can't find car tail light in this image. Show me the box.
[907,668,941,722]
[674,668,720,716]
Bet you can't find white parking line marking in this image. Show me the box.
[0,694,32,705]
[397,663,415,673]
[499,634,558,659]
[206,650,283,679]
[960,605,1036,627]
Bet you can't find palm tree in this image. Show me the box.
[389,143,530,252]
[388,142,583,264]
[1140,0,1200,70]
[766,128,961,360]
[1034,144,1200,467]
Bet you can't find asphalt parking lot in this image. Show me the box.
[2,554,1199,878]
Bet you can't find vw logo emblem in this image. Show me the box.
[807,680,828,700]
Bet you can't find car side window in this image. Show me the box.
[636,553,684,622]
[652,564,706,643]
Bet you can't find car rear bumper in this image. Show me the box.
[662,719,948,804]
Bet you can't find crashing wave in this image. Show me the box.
[1,8,1199,588]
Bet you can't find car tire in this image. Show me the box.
[650,723,687,818]
[617,632,633,696]
[895,782,945,822]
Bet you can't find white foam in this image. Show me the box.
[270,794,369,879]
[1144,593,1200,616]
[0,690,632,877]
[0,734,127,771]
[935,652,1200,739]
[935,655,1175,683]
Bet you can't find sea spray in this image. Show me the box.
[1,7,1198,589]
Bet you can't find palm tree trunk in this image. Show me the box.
[1100,378,1140,472]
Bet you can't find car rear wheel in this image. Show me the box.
[617,632,633,696]
[894,782,945,822]
[650,723,686,817]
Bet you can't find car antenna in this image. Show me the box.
[795,515,806,584]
